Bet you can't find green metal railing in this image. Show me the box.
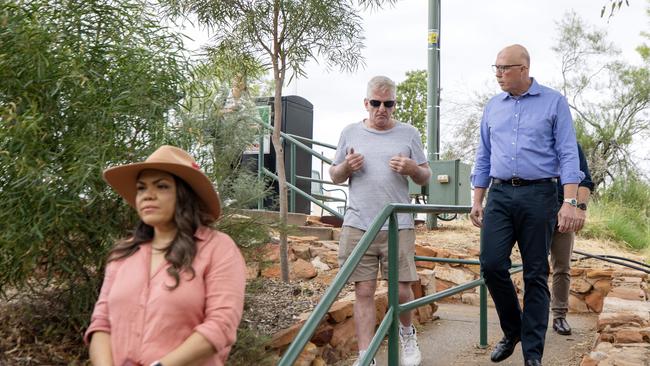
[278,203,524,366]
[255,122,347,219]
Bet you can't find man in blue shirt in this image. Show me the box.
[550,144,594,336]
[470,44,584,366]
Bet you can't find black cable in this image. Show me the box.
[572,249,650,274]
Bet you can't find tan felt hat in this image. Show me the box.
[103,145,221,220]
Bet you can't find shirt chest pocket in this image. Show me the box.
[520,114,554,143]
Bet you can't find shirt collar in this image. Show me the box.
[500,77,540,100]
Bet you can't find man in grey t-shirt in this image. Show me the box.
[330,76,431,366]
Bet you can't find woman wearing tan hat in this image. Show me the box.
[84,145,246,366]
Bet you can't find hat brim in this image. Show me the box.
[103,162,221,220]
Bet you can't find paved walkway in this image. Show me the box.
[373,303,598,366]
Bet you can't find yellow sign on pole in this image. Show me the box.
[428,29,439,46]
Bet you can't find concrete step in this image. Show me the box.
[293,226,333,241]
[235,209,307,226]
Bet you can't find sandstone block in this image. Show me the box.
[293,342,318,366]
[585,290,605,313]
[261,264,281,279]
[593,279,612,295]
[602,297,650,315]
[569,293,589,313]
[270,321,306,348]
[571,278,593,294]
[434,265,475,285]
[614,329,645,343]
[587,269,615,278]
[292,258,317,279]
[328,299,354,323]
[291,243,312,261]
[608,287,646,301]
[330,317,356,347]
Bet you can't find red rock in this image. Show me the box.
[570,267,586,276]
[571,278,593,294]
[330,317,356,347]
[586,269,614,278]
[269,321,305,348]
[291,258,317,279]
[263,243,281,262]
[592,279,612,295]
[328,299,354,323]
[311,324,334,346]
[609,287,646,301]
[261,264,281,279]
[294,341,318,366]
[415,244,437,269]
[569,293,589,313]
[585,291,605,313]
[614,329,645,343]
[579,355,600,366]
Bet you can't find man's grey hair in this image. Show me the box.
[367,76,396,98]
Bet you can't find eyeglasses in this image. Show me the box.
[368,99,396,108]
[492,64,523,73]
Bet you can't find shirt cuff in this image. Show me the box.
[471,174,491,188]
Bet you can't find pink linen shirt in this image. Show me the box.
[84,227,246,366]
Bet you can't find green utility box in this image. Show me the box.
[427,159,471,205]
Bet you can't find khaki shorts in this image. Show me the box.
[338,226,418,283]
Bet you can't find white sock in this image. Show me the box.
[400,324,414,336]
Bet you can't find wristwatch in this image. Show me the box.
[563,198,577,207]
[577,203,588,211]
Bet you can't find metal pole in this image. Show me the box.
[290,143,296,213]
[257,131,264,210]
[426,0,441,229]
[479,282,488,348]
[387,213,400,366]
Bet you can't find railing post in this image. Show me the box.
[290,143,296,213]
[387,212,400,366]
[479,281,488,348]
[257,130,264,210]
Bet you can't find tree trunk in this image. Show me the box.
[272,72,289,282]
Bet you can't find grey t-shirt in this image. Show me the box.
[333,120,428,230]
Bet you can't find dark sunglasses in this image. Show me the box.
[368,99,396,108]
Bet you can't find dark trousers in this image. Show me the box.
[479,181,558,361]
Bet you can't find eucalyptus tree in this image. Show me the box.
[553,12,650,188]
[160,0,397,281]
[395,70,427,145]
[0,0,189,336]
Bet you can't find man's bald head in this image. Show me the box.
[494,44,532,96]
[498,44,530,67]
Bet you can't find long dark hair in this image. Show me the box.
[108,174,215,289]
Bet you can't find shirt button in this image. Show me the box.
[512,142,515,145]
[515,114,518,117]
[511,157,515,160]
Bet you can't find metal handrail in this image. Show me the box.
[278,203,475,366]
[255,120,347,213]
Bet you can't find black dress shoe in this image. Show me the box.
[552,318,572,335]
[490,336,520,362]
[525,359,542,366]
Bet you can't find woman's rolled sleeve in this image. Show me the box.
[194,233,246,356]
[84,261,119,345]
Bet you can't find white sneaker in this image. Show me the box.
[399,325,422,366]
[352,350,377,366]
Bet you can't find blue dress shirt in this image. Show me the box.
[471,78,584,188]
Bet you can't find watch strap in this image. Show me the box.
[563,198,577,207]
